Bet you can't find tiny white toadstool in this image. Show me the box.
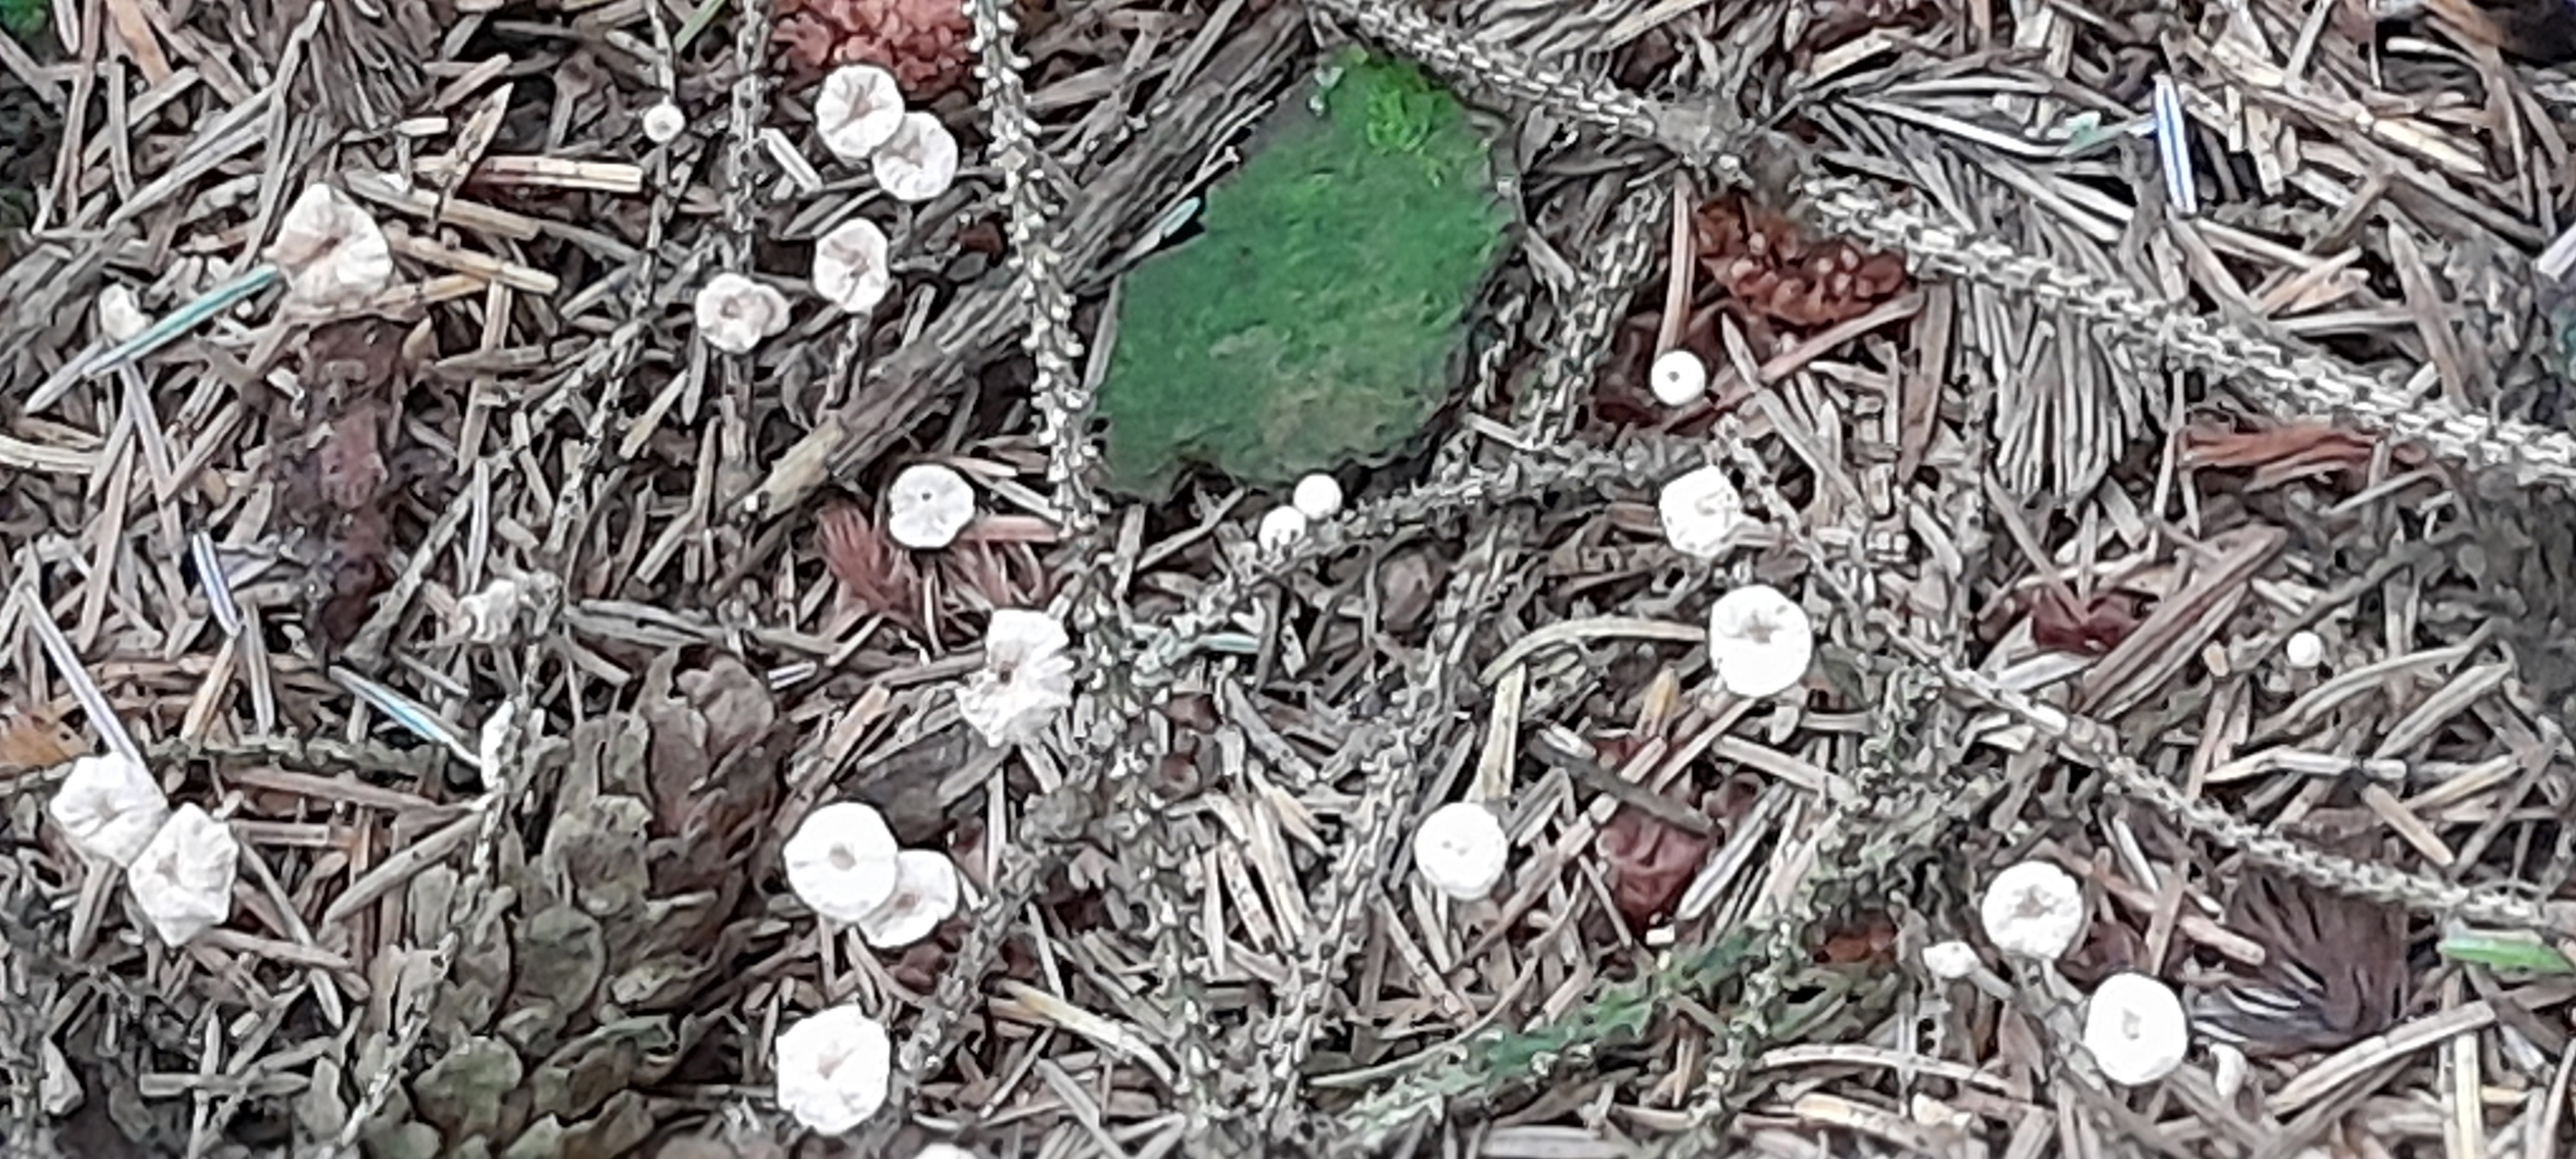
[885,462,975,550]
[97,285,148,344]
[2283,630,2325,670]
[773,1004,893,1134]
[268,183,395,314]
[125,804,238,946]
[2082,971,2190,1086]
[1291,473,1344,521]
[783,802,902,924]
[955,609,1078,747]
[857,849,961,949]
[693,272,793,355]
[1648,348,1708,407]
[914,1146,979,1159]
[1921,940,1981,981]
[1979,860,2087,961]
[641,100,687,145]
[1657,465,1748,561]
[47,754,170,868]
[815,64,907,165]
[813,218,894,315]
[1412,801,1508,901]
[1705,583,1813,699]
[1257,506,1309,552]
[873,112,960,203]
[2210,1041,2248,1100]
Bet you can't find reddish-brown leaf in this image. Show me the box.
[2019,585,2147,657]
[1597,805,1712,925]
[1695,196,1910,330]
[2179,417,2429,489]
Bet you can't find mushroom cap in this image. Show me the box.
[814,218,894,314]
[2283,630,2325,670]
[784,802,903,924]
[1412,801,1508,901]
[1291,473,1345,521]
[773,1004,893,1133]
[268,183,394,313]
[914,1146,981,1159]
[1256,506,1309,552]
[857,849,961,949]
[1705,583,1813,699]
[1978,859,2087,961]
[1657,465,1747,561]
[885,462,975,550]
[956,609,1077,748]
[693,273,794,355]
[1921,940,1981,981]
[2082,971,2190,1086]
[872,112,960,203]
[1649,348,1708,407]
[97,285,148,344]
[816,64,907,165]
[641,100,686,145]
[48,753,171,868]
[125,804,239,946]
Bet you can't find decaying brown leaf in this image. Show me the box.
[2179,416,2430,490]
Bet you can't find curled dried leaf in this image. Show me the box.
[1597,805,1711,925]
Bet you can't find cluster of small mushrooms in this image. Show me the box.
[1926,860,2195,1087]
[690,61,963,355]
[46,752,240,949]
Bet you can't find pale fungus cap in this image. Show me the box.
[1979,860,2087,961]
[814,218,894,315]
[2283,630,2325,670]
[773,1004,893,1134]
[873,112,960,203]
[783,802,902,924]
[1412,801,1508,901]
[885,462,975,550]
[1649,348,1708,407]
[857,849,961,949]
[955,609,1078,747]
[693,273,793,355]
[47,754,170,868]
[1257,506,1309,552]
[914,1146,980,1159]
[1705,584,1813,699]
[97,284,148,344]
[641,100,687,145]
[126,804,238,947]
[816,64,907,165]
[1291,473,1345,521]
[2082,971,2190,1086]
[1657,465,1748,561]
[1921,940,1981,981]
[268,183,394,313]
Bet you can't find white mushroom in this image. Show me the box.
[267,183,395,314]
[914,1146,980,1159]
[813,218,894,315]
[1657,465,1748,561]
[2082,972,2190,1086]
[815,64,907,165]
[857,849,960,949]
[1648,348,1708,407]
[1256,506,1309,552]
[97,285,148,344]
[2209,1041,2248,1101]
[773,1004,893,1134]
[1920,940,1981,981]
[872,112,960,203]
[2283,630,2325,670]
[693,273,793,355]
[885,462,975,550]
[955,609,1078,747]
[641,100,687,145]
[783,802,902,924]
[1291,473,1345,521]
[1705,584,1813,699]
[1979,859,2087,961]
[125,804,238,946]
[1412,801,1508,901]
[46,754,170,868]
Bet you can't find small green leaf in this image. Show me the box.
[2438,932,2576,975]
